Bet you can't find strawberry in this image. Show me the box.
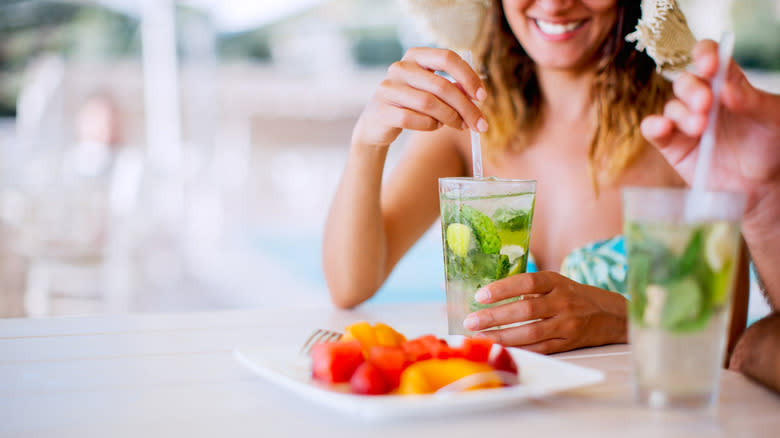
[350,362,390,395]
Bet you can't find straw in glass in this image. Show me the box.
[461,50,484,179]
[686,32,735,220]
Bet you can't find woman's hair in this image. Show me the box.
[475,0,671,188]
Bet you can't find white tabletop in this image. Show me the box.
[2,302,778,438]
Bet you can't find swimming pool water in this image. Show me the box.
[249,229,446,304]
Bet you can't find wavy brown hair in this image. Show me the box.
[475,0,672,188]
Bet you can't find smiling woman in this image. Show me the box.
[322,0,755,356]
[478,0,669,189]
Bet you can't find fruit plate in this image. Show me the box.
[233,336,604,421]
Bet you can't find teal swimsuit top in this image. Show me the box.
[526,235,628,298]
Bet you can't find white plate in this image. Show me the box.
[233,336,604,420]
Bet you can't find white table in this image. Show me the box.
[2,302,779,437]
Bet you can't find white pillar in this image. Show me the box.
[140,0,182,174]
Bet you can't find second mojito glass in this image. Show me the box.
[623,187,745,408]
[439,177,536,336]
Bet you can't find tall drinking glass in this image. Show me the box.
[623,187,745,408]
[439,177,536,336]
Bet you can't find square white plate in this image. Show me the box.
[233,337,604,420]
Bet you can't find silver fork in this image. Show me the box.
[299,328,343,355]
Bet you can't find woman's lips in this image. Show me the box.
[532,18,587,41]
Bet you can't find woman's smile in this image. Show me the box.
[532,17,588,41]
[503,0,618,71]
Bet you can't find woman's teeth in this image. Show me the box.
[535,19,584,35]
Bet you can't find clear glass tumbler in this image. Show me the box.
[623,187,745,408]
[439,177,536,336]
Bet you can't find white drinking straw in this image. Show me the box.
[686,32,735,220]
[462,50,484,179]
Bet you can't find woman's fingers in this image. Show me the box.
[473,318,563,347]
[663,99,707,137]
[672,72,712,113]
[463,295,555,331]
[692,39,720,79]
[401,47,486,102]
[377,79,464,129]
[641,116,700,183]
[354,47,488,147]
[475,271,555,304]
[387,59,485,131]
[374,102,441,132]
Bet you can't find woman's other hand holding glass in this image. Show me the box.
[463,271,628,354]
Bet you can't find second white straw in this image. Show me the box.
[686,32,734,221]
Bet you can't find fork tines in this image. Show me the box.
[300,329,343,355]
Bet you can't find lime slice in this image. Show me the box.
[711,260,734,306]
[705,222,737,272]
[506,259,526,277]
[500,244,527,276]
[446,223,473,258]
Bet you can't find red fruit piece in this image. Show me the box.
[488,345,518,376]
[368,345,409,388]
[401,334,444,362]
[430,342,461,360]
[458,337,494,363]
[311,340,364,384]
[350,362,391,395]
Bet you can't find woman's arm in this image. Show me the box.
[730,313,780,393]
[323,128,467,308]
[322,48,487,308]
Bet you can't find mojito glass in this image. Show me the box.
[623,187,745,408]
[439,177,536,336]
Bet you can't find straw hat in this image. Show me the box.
[626,0,697,71]
[401,0,697,70]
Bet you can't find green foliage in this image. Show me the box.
[351,35,403,67]
[626,223,732,333]
[493,207,530,232]
[732,0,780,70]
[218,30,272,62]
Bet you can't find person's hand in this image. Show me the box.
[640,39,780,221]
[351,47,488,149]
[462,271,628,354]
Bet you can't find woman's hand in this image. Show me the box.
[640,40,780,222]
[462,271,628,354]
[351,47,488,149]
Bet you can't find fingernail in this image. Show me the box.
[476,88,487,101]
[463,315,479,330]
[475,287,491,302]
[477,118,488,133]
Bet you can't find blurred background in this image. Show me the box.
[0,0,776,321]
